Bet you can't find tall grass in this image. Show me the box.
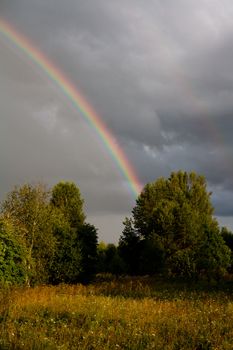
[0,277,233,349]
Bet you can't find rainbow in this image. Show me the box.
[0,18,142,198]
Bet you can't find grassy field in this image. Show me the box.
[0,277,233,349]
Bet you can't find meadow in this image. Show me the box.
[0,277,233,350]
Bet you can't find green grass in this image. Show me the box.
[0,277,233,349]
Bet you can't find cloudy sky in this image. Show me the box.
[1,0,233,242]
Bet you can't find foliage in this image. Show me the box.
[97,243,125,275]
[0,219,27,284]
[221,226,233,271]
[0,173,232,285]
[196,226,231,280]
[1,183,56,284]
[48,211,82,284]
[78,223,98,283]
[51,181,85,228]
[96,241,108,273]
[0,181,98,285]
[118,218,141,274]
[133,171,214,241]
[139,232,166,275]
[50,182,98,284]
[120,171,230,279]
[167,248,196,278]
[221,226,233,250]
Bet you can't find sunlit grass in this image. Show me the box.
[0,277,233,349]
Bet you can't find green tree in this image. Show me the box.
[50,181,98,283]
[220,226,233,272]
[133,172,214,241]
[0,218,27,285]
[118,218,141,274]
[1,183,56,284]
[97,241,108,273]
[78,223,98,283]
[139,232,166,275]
[221,226,233,251]
[51,181,85,228]
[125,171,229,279]
[196,226,231,280]
[49,216,82,284]
[97,244,125,275]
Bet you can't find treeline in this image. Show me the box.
[0,171,233,285]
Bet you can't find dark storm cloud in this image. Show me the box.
[212,189,233,217]
[1,0,233,240]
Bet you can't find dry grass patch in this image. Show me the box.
[0,279,232,349]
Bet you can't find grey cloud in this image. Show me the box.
[1,0,233,241]
[211,188,233,217]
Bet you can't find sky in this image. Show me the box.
[1,0,233,242]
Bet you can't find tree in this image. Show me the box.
[139,232,166,275]
[118,218,141,274]
[50,181,98,284]
[51,181,85,228]
[97,243,125,275]
[123,171,230,279]
[97,241,108,273]
[133,172,214,241]
[221,226,233,272]
[49,217,83,284]
[196,226,231,280]
[0,218,27,285]
[78,223,98,283]
[1,183,56,284]
[105,244,125,276]
[221,226,233,251]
